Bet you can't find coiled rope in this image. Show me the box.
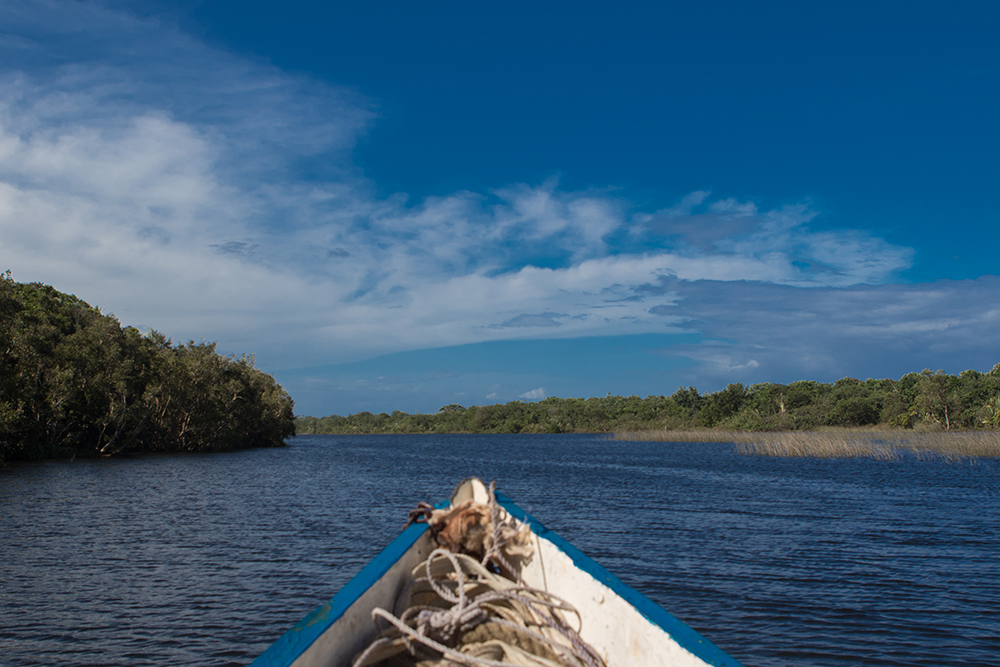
[352,482,606,667]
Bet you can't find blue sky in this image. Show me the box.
[2,1,998,416]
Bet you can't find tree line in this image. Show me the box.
[297,365,1000,435]
[1,274,295,463]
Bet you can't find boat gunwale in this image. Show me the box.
[495,492,744,667]
[248,517,435,667]
[250,494,744,667]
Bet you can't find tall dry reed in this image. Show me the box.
[615,428,1000,460]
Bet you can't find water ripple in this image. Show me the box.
[2,434,999,666]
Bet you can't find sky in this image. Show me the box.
[1,1,998,417]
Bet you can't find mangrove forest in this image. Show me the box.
[0,274,295,463]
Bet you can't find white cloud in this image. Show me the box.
[0,0,930,377]
[652,277,1000,388]
[708,198,757,216]
[519,387,547,400]
[661,190,710,216]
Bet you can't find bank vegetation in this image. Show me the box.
[1,274,295,464]
[298,362,1000,450]
[616,428,1000,459]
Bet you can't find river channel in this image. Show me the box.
[2,433,998,666]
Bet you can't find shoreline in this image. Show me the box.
[615,427,1000,459]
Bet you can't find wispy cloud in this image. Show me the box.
[5,0,981,403]
[493,312,568,328]
[519,387,547,400]
[649,277,1000,385]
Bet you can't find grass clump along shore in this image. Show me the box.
[0,274,295,464]
[616,428,1000,460]
[299,363,1000,447]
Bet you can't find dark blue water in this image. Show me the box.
[2,434,999,666]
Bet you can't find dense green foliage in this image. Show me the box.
[1,275,295,463]
[297,366,1000,435]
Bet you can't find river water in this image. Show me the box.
[2,434,998,666]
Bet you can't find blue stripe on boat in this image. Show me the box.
[495,492,744,667]
[249,520,430,667]
[251,494,744,667]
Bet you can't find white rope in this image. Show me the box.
[352,485,608,667]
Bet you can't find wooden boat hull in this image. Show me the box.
[251,486,743,667]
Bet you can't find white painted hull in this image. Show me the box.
[251,484,742,667]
